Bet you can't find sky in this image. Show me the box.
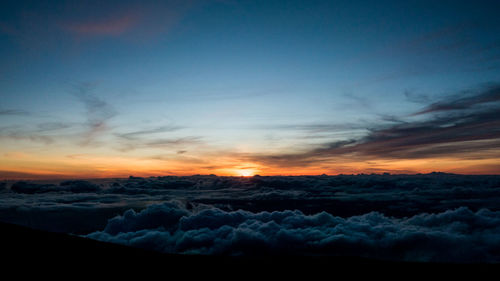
[1,0,500,178]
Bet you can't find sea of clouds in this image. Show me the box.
[1,174,500,262]
[87,201,500,262]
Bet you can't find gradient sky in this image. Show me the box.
[1,0,500,178]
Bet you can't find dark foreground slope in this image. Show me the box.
[0,221,497,278]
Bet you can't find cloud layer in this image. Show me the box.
[87,201,500,262]
[2,174,500,262]
[11,180,101,194]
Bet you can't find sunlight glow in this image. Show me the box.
[237,169,255,177]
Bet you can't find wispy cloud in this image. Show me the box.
[404,90,431,104]
[115,125,184,140]
[266,123,367,134]
[414,84,500,115]
[146,137,202,147]
[0,113,68,145]
[62,10,142,37]
[58,1,198,42]
[0,109,30,116]
[113,123,198,152]
[117,136,202,152]
[0,132,55,145]
[248,83,500,168]
[73,83,117,145]
[1,1,197,48]
[36,122,73,132]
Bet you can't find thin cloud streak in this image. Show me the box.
[414,84,500,115]
[62,10,142,36]
[36,122,73,132]
[73,83,117,146]
[0,109,31,116]
[116,136,203,152]
[246,83,500,168]
[115,125,185,140]
[0,133,55,145]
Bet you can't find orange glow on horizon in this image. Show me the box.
[1,157,499,180]
[1,148,500,180]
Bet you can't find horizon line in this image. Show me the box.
[2,171,500,182]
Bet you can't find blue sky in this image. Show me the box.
[1,0,500,177]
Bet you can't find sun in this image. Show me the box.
[237,169,254,177]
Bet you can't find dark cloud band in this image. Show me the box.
[86,201,500,262]
[249,84,500,167]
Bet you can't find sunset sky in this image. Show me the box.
[1,0,500,178]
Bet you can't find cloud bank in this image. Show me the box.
[2,174,500,261]
[5,174,500,218]
[87,201,500,262]
[11,180,101,194]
